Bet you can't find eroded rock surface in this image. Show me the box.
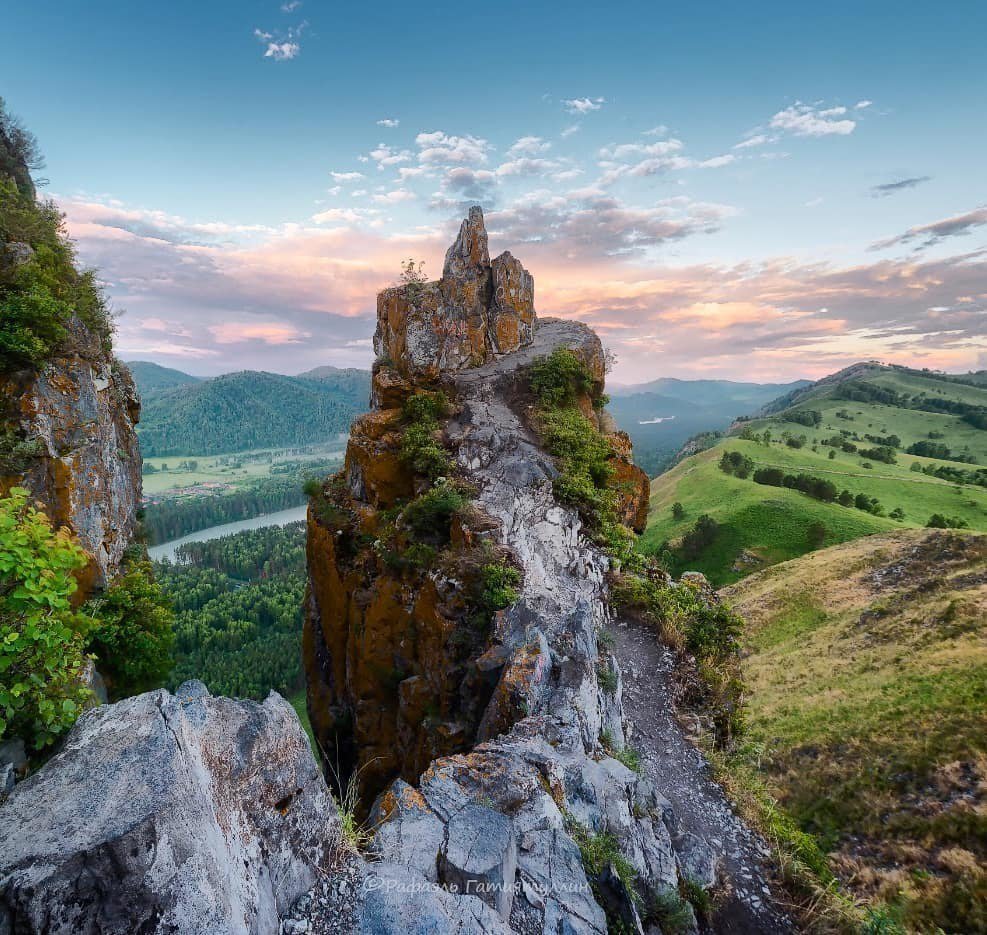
[374,206,536,382]
[0,682,337,934]
[0,317,141,589]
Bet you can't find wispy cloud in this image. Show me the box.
[871,205,987,250]
[869,175,932,197]
[253,21,306,60]
[376,118,399,128]
[769,101,857,137]
[563,97,605,115]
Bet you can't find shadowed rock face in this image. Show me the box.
[0,682,338,935]
[374,206,536,382]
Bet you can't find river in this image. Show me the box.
[147,504,309,562]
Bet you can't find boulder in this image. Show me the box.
[0,681,338,935]
[439,803,518,919]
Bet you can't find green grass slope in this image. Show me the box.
[641,363,987,585]
[719,530,986,931]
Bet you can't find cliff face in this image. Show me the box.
[0,319,142,590]
[0,131,141,591]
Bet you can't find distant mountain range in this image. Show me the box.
[128,363,371,457]
[128,362,808,466]
[607,378,810,476]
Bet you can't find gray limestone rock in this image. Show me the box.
[0,681,337,934]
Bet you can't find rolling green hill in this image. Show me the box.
[641,363,987,585]
[607,377,809,475]
[718,530,986,932]
[127,360,202,393]
[137,369,371,456]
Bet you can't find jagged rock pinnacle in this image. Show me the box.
[442,205,490,279]
[373,205,536,381]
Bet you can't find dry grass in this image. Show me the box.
[718,529,987,931]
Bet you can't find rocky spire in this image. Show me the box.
[442,205,490,279]
[374,205,536,382]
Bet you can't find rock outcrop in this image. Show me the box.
[0,129,141,590]
[0,682,337,934]
[374,206,536,383]
[0,320,142,588]
[299,210,731,934]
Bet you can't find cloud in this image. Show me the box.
[376,118,400,128]
[209,322,309,345]
[495,156,567,178]
[487,191,735,258]
[366,143,412,169]
[330,171,365,183]
[563,97,605,114]
[733,133,772,150]
[507,136,551,157]
[560,124,581,138]
[372,189,416,204]
[855,100,873,109]
[280,0,302,10]
[311,207,377,224]
[769,101,857,137]
[643,125,669,137]
[871,205,987,250]
[415,131,490,167]
[254,21,306,60]
[869,175,932,198]
[597,139,735,183]
[59,193,987,381]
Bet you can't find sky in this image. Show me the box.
[3,0,986,384]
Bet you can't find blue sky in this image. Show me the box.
[4,0,986,381]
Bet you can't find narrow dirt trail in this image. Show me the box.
[613,615,793,934]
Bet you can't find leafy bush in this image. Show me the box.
[0,488,94,748]
[859,446,897,465]
[477,562,521,613]
[528,348,594,408]
[784,410,822,427]
[401,483,466,543]
[0,178,113,369]
[679,514,719,560]
[718,450,754,478]
[84,558,174,699]
[400,391,452,482]
[927,514,969,530]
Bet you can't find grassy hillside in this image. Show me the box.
[642,363,987,585]
[608,377,808,475]
[137,369,371,456]
[127,360,202,393]
[718,530,986,931]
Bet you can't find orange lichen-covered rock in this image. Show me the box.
[0,318,141,588]
[373,207,537,382]
[343,409,412,509]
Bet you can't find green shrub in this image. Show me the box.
[0,178,113,369]
[0,487,95,748]
[529,348,595,408]
[478,562,521,613]
[84,558,174,699]
[612,570,745,744]
[400,391,453,482]
[597,662,618,694]
[564,814,640,907]
[401,483,466,543]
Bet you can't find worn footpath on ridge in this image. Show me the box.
[454,319,791,933]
